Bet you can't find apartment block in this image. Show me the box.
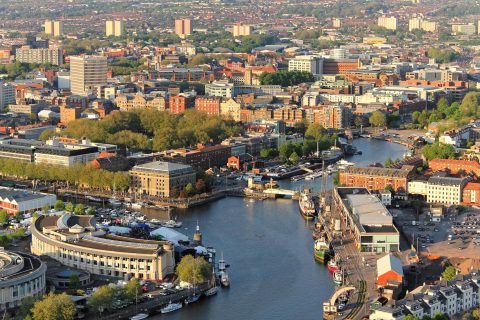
[232,23,252,37]
[378,16,397,30]
[339,166,414,192]
[106,20,124,37]
[175,19,192,38]
[195,96,222,116]
[70,55,107,96]
[15,46,63,65]
[44,20,63,37]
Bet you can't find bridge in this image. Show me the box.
[263,188,299,197]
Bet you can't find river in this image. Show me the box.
[148,138,407,320]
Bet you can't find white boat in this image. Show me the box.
[162,220,182,228]
[160,302,182,314]
[218,253,230,287]
[204,286,218,297]
[150,218,162,224]
[336,159,355,167]
[185,294,200,304]
[85,195,102,202]
[109,199,122,206]
[130,313,149,320]
[130,202,145,209]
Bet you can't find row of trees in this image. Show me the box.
[0,158,131,191]
[258,71,314,87]
[422,142,456,161]
[42,109,243,152]
[88,279,141,315]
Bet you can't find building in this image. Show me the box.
[70,55,108,96]
[169,94,194,114]
[15,46,63,65]
[106,20,124,37]
[174,19,192,38]
[429,159,480,177]
[0,82,15,109]
[0,188,56,214]
[452,23,476,35]
[220,98,242,121]
[44,20,63,37]
[333,187,400,252]
[116,94,168,112]
[409,175,468,205]
[34,139,99,167]
[169,144,232,170]
[232,23,252,37]
[332,18,341,28]
[60,105,82,124]
[31,214,175,281]
[195,96,221,116]
[288,55,323,79]
[371,274,480,320]
[313,105,351,129]
[130,161,196,197]
[322,59,361,75]
[0,250,46,311]
[408,15,437,32]
[8,102,46,115]
[377,254,404,288]
[339,166,414,192]
[378,16,398,30]
[462,182,480,206]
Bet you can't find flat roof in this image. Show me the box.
[131,161,194,174]
[346,194,393,226]
[0,187,52,202]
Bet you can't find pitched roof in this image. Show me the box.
[377,253,404,277]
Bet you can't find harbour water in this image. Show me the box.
[149,138,407,320]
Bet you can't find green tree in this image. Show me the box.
[88,285,116,314]
[16,296,36,320]
[86,207,95,215]
[289,151,300,164]
[258,70,314,86]
[54,200,65,211]
[68,275,81,292]
[442,266,457,281]
[184,183,195,196]
[305,123,325,141]
[125,278,142,302]
[459,92,480,118]
[422,142,456,161]
[74,204,85,215]
[333,171,340,186]
[472,308,480,320]
[42,203,50,213]
[369,111,387,128]
[176,255,212,284]
[0,210,8,224]
[404,315,419,320]
[260,149,270,158]
[32,293,76,320]
[65,202,74,213]
[384,157,394,167]
[354,116,363,128]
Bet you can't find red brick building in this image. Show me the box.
[339,166,414,192]
[429,159,480,177]
[195,96,222,116]
[463,182,480,206]
[322,58,361,75]
[169,95,194,114]
[227,156,241,170]
[169,144,232,170]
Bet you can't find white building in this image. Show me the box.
[232,23,252,37]
[0,250,46,311]
[106,20,124,37]
[44,20,63,37]
[0,188,56,214]
[408,176,467,205]
[378,16,398,30]
[70,55,107,96]
[288,55,323,79]
[452,23,476,35]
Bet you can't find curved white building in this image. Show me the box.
[0,250,46,310]
[31,214,175,281]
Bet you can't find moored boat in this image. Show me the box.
[333,269,343,285]
[160,302,182,314]
[130,313,149,320]
[299,188,316,220]
[314,236,329,264]
[185,294,200,304]
[327,257,338,273]
[204,286,218,297]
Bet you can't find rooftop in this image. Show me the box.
[131,161,194,174]
[343,165,413,178]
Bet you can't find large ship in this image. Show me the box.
[299,189,316,220]
[314,236,330,263]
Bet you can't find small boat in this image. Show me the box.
[130,202,145,209]
[314,236,330,264]
[204,286,218,297]
[185,294,200,304]
[160,302,182,314]
[333,269,343,285]
[218,253,230,287]
[85,195,102,202]
[109,199,122,206]
[327,258,338,273]
[162,220,182,228]
[130,313,149,320]
[150,218,162,224]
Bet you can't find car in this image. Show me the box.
[458,247,464,250]
[434,228,439,232]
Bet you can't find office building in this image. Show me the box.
[15,46,63,65]
[44,20,63,37]
[378,16,397,30]
[288,55,323,79]
[0,187,56,214]
[130,161,196,197]
[174,19,192,38]
[408,175,467,205]
[333,187,400,252]
[0,250,46,311]
[31,214,175,281]
[339,165,414,192]
[0,82,15,109]
[232,23,252,36]
[452,23,476,35]
[70,55,107,96]
[106,20,124,37]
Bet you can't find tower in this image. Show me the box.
[193,222,202,245]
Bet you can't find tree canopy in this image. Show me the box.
[442,266,457,281]
[32,293,76,320]
[176,255,211,284]
[258,71,314,86]
[369,111,387,127]
[422,142,456,161]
